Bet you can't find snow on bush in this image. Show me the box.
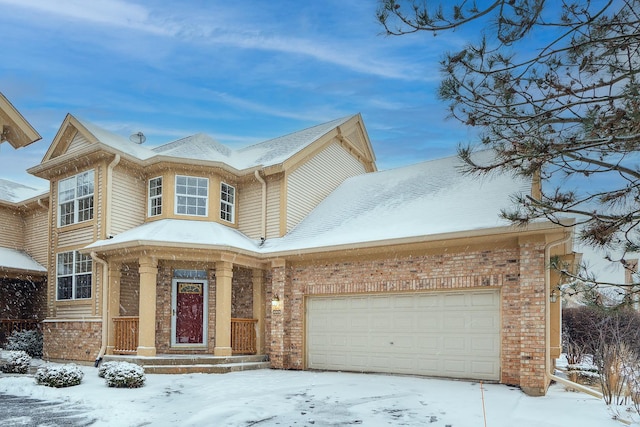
[97,360,120,378]
[0,350,31,374]
[101,361,146,388]
[5,329,43,358]
[35,364,84,388]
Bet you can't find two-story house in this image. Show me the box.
[25,112,575,396]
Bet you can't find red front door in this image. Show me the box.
[175,281,204,344]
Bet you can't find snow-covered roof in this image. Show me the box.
[0,247,46,272]
[85,219,260,253]
[264,150,531,252]
[86,151,534,255]
[78,115,354,171]
[0,179,47,203]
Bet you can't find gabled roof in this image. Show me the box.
[0,247,47,273]
[85,151,548,256]
[35,114,366,175]
[0,92,41,149]
[0,178,47,204]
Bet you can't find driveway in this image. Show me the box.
[0,392,96,426]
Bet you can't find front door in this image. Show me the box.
[171,279,208,346]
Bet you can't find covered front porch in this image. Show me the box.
[96,249,269,361]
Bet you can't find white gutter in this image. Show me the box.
[90,251,109,367]
[254,170,267,241]
[544,233,603,399]
[105,154,120,238]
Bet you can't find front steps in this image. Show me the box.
[101,354,270,374]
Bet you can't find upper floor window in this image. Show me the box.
[148,176,163,217]
[220,182,235,223]
[175,175,208,216]
[56,250,92,300]
[58,170,94,227]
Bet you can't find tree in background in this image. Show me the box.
[378,0,640,295]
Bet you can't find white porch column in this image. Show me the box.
[137,256,158,357]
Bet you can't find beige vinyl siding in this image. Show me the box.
[237,180,262,239]
[66,133,91,154]
[110,168,145,235]
[57,226,95,247]
[55,304,94,318]
[24,209,49,266]
[266,177,281,239]
[286,142,366,232]
[0,206,24,249]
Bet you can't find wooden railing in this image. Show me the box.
[113,316,139,355]
[231,318,257,355]
[0,319,40,345]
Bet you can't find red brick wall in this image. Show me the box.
[267,240,549,392]
[42,320,102,362]
[232,267,253,318]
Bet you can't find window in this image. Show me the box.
[220,182,235,222]
[58,170,94,226]
[148,176,163,217]
[56,251,92,300]
[175,175,208,216]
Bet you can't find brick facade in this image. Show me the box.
[267,239,550,394]
[42,320,102,362]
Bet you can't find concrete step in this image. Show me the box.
[103,354,267,366]
[142,361,271,374]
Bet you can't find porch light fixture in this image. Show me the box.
[550,288,559,303]
[271,295,283,313]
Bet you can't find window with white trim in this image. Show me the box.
[148,176,163,217]
[220,182,235,222]
[58,170,94,226]
[56,251,92,300]
[175,175,208,216]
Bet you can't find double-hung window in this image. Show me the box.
[175,175,208,216]
[58,170,94,226]
[148,176,163,217]
[56,251,92,300]
[220,182,235,222]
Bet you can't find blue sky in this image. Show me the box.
[1,0,478,188]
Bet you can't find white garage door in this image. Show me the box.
[306,290,500,381]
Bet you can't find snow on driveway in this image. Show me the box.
[0,365,633,426]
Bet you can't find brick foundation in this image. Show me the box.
[42,320,102,362]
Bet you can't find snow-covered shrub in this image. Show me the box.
[0,350,31,374]
[102,361,145,388]
[5,329,43,358]
[97,360,120,378]
[35,364,83,388]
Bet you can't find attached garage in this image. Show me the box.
[306,289,501,381]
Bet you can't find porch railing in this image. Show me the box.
[0,319,40,345]
[231,318,258,355]
[113,316,139,355]
[111,316,257,355]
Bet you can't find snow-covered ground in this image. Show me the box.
[0,363,634,427]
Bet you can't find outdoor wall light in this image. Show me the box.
[271,295,283,313]
[550,288,559,303]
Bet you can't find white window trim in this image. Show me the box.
[57,170,95,227]
[148,176,163,217]
[55,250,93,301]
[174,175,209,217]
[220,182,235,223]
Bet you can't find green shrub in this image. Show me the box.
[6,329,43,358]
[35,364,83,388]
[0,350,31,374]
[102,361,145,388]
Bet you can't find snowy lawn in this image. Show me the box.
[0,364,633,426]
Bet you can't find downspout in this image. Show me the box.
[255,170,267,242]
[93,154,120,367]
[544,233,603,399]
[91,251,108,367]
